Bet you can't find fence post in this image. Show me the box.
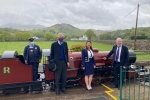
[148,69,150,100]
[120,66,122,100]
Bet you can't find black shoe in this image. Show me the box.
[111,86,118,88]
[56,90,60,95]
[86,87,88,90]
[118,85,120,90]
[86,87,90,91]
[61,89,67,94]
[88,88,93,92]
[89,88,93,91]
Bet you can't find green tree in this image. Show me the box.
[99,33,111,40]
[85,29,96,40]
[44,33,54,41]
[32,31,44,38]
[2,32,12,41]
[15,32,23,41]
[52,34,57,40]
[22,32,32,41]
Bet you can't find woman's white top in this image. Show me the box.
[87,49,94,58]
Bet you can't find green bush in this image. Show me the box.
[71,44,85,52]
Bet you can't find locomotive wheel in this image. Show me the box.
[50,82,55,91]
[79,76,85,86]
[20,87,29,93]
[102,71,113,83]
[0,89,6,95]
[92,73,101,85]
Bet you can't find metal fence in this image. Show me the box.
[120,66,150,100]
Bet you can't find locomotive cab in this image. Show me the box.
[0,51,42,94]
[0,51,33,84]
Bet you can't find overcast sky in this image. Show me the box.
[0,0,150,30]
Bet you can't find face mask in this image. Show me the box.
[58,38,64,42]
[30,42,34,45]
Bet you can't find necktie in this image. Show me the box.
[89,50,92,57]
[115,47,120,62]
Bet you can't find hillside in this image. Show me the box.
[51,23,78,30]
[0,23,108,38]
[45,23,84,35]
[30,23,85,38]
[0,23,45,30]
[1,24,150,41]
[98,27,150,40]
[82,29,109,35]
[0,28,22,34]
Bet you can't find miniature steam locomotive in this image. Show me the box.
[0,48,136,95]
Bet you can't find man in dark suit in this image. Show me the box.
[104,38,129,89]
[50,33,69,95]
[24,37,42,81]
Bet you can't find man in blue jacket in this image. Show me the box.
[24,37,42,81]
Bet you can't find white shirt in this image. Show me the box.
[115,45,122,62]
[58,41,63,45]
[87,49,94,58]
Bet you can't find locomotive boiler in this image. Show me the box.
[0,48,136,95]
[42,48,136,89]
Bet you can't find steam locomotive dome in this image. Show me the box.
[42,49,50,57]
[1,51,18,59]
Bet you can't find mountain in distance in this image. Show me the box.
[50,23,78,30]
[43,23,108,35]
[42,23,84,36]
[0,23,108,36]
[0,23,45,30]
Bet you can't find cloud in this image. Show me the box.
[0,0,150,30]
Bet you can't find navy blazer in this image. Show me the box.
[24,44,42,63]
[50,41,69,64]
[81,49,96,67]
[106,45,129,67]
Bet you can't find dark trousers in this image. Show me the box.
[55,61,67,91]
[28,62,39,81]
[113,62,124,87]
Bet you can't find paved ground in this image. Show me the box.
[85,97,106,100]
[0,84,113,100]
[85,97,107,100]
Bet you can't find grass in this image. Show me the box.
[0,41,149,60]
[135,52,150,61]
[0,41,112,54]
